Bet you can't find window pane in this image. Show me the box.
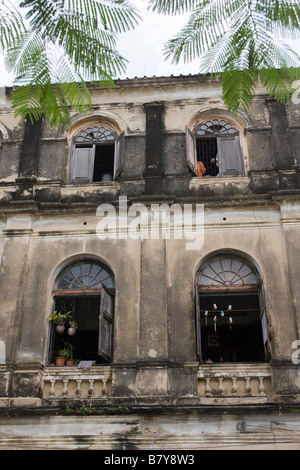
[55,261,115,290]
[199,256,258,287]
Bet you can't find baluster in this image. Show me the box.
[76,379,82,398]
[88,379,94,398]
[258,377,266,397]
[49,379,56,399]
[231,376,239,397]
[102,379,108,399]
[205,377,212,397]
[218,377,224,396]
[62,379,69,398]
[245,377,252,397]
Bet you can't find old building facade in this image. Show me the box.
[0,74,300,448]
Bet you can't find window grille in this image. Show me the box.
[54,261,115,291]
[196,119,238,137]
[74,126,117,143]
[198,256,258,288]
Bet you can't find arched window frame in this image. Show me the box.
[69,124,125,183]
[49,260,115,364]
[195,255,271,363]
[186,117,245,177]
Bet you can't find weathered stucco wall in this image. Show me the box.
[0,75,300,405]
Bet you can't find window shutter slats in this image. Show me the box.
[71,146,95,183]
[217,136,243,176]
[114,131,125,179]
[98,285,114,362]
[186,126,197,175]
[195,284,202,361]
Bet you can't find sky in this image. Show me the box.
[0,0,200,86]
[116,0,200,79]
[0,0,299,86]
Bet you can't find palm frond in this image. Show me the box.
[148,0,202,15]
[159,0,300,112]
[0,0,26,52]
[258,66,300,103]
[222,68,256,113]
[20,0,140,35]
[3,0,141,127]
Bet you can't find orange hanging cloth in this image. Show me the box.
[197,161,206,177]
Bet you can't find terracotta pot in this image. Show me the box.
[55,357,66,366]
[66,359,74,366]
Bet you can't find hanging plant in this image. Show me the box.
[48,310,72,334]
[68,320,78,336]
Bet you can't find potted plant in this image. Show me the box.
[55,348,70,366]
[65,342,75,366]
[68,320,78,336]
[48,310,72,334]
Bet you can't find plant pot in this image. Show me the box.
[55,357,66,366]
[66,359,74,366]
[68,327,76,336]
[56,325,65,334]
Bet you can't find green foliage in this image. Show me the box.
[150,0,300,113]
[48,310,72,324]
[2,0,300,126]
[0,0,25,52]
[58,348,71,358]
[2,0,140,127]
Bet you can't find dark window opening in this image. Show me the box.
[71,125,125,183]
[93,144,115,182]
[196,138,219,177]
[192,119,244,177]
[49,296,108,365]
[199,291,266,363]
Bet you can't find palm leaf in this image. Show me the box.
[148,0,202,14]
[3,0,140,127]
[156,0,300,113]
[0,0,25,52]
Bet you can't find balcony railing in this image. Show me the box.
[42,366,112,400]
[197,363,272,403]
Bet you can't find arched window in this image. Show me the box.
[48,260,115,365]
[186,118,245,177]
[195,255,270,363]
[70,124,125,183]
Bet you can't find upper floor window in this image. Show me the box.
[70,125,125,183]
[186,118,245,178]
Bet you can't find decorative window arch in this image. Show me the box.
[53,259,115,291]
[49,259,115,364]
[186,118,245,177]
[195,254,270,363]
[198,256,258,288]
[70,123,125,183]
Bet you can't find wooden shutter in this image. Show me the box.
[186,127,197,176]
[71,145,95,183]
[217,135,244,176]
[195,284,202,361]
[114,131,125,179]
[98,285,114,362]
[259,284,271,361]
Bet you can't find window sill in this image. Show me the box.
[190,175,250,185]
[66,181,120,187]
